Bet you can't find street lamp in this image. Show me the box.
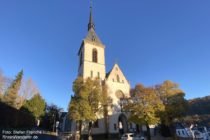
[56,121,59,136]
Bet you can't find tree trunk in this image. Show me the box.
[160,124,171,137]
[79,121,82,140]
[104,105,109,139]
[146,124,151,140]
[88,122,93,140]
[169,124,177,140]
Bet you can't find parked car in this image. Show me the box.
[121,133,145,140]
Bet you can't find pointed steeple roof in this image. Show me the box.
[88,3,95,31]
[84,1,104,46]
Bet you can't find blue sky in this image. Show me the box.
[0,0,210,111]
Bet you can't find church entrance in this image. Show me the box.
[118,114,128,135]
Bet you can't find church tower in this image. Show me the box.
[78,4,106,80]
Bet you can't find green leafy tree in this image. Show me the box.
[41,104,63,131]
[69,96,93,121]
[125,84,164,140]
[3,70,23,108]
[69,77,94,122]
[22,94,45,124]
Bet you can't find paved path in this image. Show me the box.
[37,134,58,140]
[98,136,190,140]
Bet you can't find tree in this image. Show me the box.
[0,69,12,102]
[20,78,39,99]
[69,77,87,138]
[22,94,45,127]
[125,84,164,140]
[0,69,4,96]
[22,94,45,120]
[3,70,23,108]
[69,96,93,139]
[41,104,63,131]
[17,78,39,109]
[83,78,103,139]
[69,77,93,123]
[101,83,112,138]
[187,95,210,116]
[0,69,3,101]
[155,80,188,137]
[0,93,2,102]
[0,101,35,128]
[68,77,103,140]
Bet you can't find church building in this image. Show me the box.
[69,4,137,137]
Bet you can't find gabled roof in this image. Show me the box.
[106,63,130,84]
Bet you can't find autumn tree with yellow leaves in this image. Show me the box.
[125,84,165,140]
[155,80,188,137]
[68,77,104,140]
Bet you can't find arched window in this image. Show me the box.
[92,49,98,63]
[117,74,120,82]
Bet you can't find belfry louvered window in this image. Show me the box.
[117,74,120,82]
[92,49,98,63]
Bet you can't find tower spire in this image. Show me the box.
[88,0,95,31]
